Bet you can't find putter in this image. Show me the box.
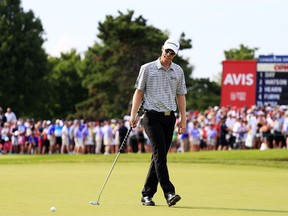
[90,101,144,206]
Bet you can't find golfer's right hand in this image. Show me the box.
[130,115,138,128]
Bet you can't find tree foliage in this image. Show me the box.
[224,44,258,60]
[78,10,193,120]
[0,3,230,120]
[44,50,87,120]
[187,78,220,111]
[0,0,48,118]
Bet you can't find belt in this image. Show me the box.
[144,109,174,116]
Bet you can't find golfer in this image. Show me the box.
[130,38,187,207]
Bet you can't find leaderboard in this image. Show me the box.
[256,55,288,107]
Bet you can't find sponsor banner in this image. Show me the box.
[221,60,257,108]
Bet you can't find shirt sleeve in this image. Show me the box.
[135,65,147,90]
[177,68,187,95]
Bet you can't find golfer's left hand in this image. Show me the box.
[177,119,186,135]
[178,126,186,135]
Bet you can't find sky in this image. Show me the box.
[21,0,288,79]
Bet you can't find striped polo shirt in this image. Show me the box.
[135,58,187,112]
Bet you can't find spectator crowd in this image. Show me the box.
[0,104,287,155]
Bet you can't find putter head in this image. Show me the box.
[90,201,100,205]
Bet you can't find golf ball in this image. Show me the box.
[50,207,56,212]
[90,201,98,205]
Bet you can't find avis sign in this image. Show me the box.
[223,73,254,86]
[221,60,257,108]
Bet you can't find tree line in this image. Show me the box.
[1,0,257,121]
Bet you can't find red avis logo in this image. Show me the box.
[223,73,254,86]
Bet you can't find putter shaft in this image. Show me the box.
[92,101,144,205]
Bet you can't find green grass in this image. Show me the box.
[1,149,288,169]
[0,150,288,216]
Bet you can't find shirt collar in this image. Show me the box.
[155,58,176,71]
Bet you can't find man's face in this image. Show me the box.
[161,47,176,62]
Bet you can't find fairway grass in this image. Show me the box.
[0,150,288,216]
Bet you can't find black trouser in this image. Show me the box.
[141,110,176,198]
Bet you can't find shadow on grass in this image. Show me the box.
[174,206,288,213]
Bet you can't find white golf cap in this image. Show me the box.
[163,38,180,54]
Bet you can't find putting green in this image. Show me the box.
[0,159,287,216]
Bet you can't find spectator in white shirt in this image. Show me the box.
[5,107,17,123]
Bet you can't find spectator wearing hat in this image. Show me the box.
[94,121,103,154]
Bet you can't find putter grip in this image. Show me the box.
[118,101,144,152]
